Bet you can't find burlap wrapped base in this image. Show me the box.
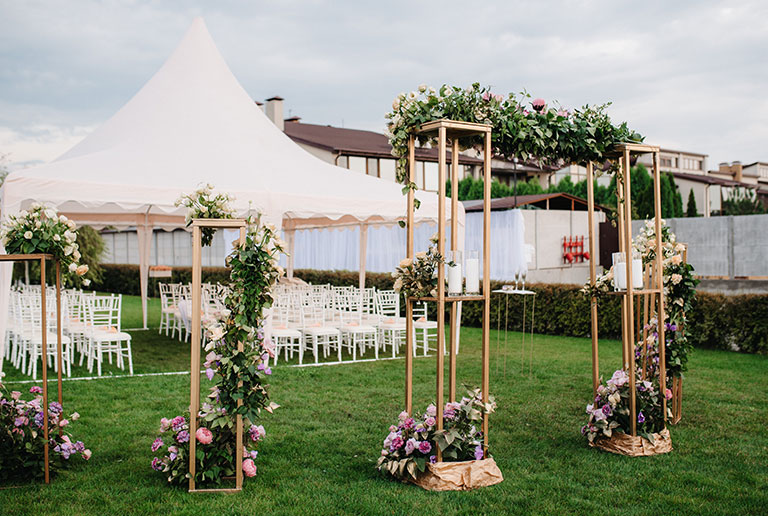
[591,428,673,457]
[410,458,503,491]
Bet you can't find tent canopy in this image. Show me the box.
[0,17,465,337]
[1,17,457,231]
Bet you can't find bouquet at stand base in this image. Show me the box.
[0,377,91,481]
[377,388,495,482]
[0,203,90,285]
[582,369,671,445]
[175,183,236,246]
[151,407,266,485]
[392,234,448,298]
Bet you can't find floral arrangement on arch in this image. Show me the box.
[151,214,284,486]
[0,378,91,481]
[377,388,496,482]
[0,203,90,286]
[583,369,671,445]
[175,183,236,246]
[392,233,450,298]
[385,83,643,187]
[581,221,698,378]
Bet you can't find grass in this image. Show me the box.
[1,296,767,515]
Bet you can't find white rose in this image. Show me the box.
[44,209,56,219]
[64,245,74,256]
[67,221,75,230]
[24,231,33,239]
[19,210,28,218]
[392,98,400,111]
[53,234,61,242]
[408,91,417,100]
[59,215,68,222]
[82,279,91,287]
[35,220,41,229]
[73,250,81,261]
[418,84,427,93]
[68,262,77,273]
[428,86,436,95]
[64,230,76,242]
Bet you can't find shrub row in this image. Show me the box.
[96,264,767,354]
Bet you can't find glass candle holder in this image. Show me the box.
[612,251,643,290]
[465,250,480,294]
[447,250,463,296]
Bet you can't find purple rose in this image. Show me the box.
[49,402,63,416]
[34,412,45,428]
[474,445,484,460]
[429,455,437,464]
[637,412,646,424]
[390,436,404,451]
[176,431,190,443]
[205,368,215,381]
[601,404,612,417]
[29,386,43,394]
[404,438,417,455]
[418,441,432,454]
[171,416,186,432]
[151,438,164,452]
[151,457,163,471]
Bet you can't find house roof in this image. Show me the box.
[674,171,748,187]
[462,192,608,212]
[283,120,483,164]
[660,148,708,157]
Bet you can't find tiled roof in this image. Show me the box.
[462,192,608,212]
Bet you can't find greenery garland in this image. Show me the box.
[385,83,643,187]
[151,214,284,486]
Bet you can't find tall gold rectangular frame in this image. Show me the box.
[585,144,668,438]
[188,219,247,493]
[404,120,492,461]
[0,253,63,484]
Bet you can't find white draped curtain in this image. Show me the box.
[283,209,528,280]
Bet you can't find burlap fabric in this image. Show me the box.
[411,458,503,491]
[591,428,673,456]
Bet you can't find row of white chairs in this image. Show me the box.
[158,282,228,342]
[269,284,443,365]
[4,287,133,378]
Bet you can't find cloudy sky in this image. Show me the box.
[1,1,766,171]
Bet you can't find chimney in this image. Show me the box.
[254,100,264,112]
[265,96,284,131]
[732,161,743,182]
[719,162,730,174]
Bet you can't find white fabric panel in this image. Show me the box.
[459,209,527,280]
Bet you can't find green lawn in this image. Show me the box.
[1,296,766,515]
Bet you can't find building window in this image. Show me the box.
[661,157,673,168]
[424,162,439,191]
[366,158,379,177]
[415,161,425,189]
[379,159,396,182]
[348,156,366,173]
[464,165,474,179]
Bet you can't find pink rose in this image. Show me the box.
[83,449,92,460]
[59,419,69,427]
[196,427,213,444]
[11,391,21,400]
[532,98,546,112]
[242,458,257,477]
[665,388,673,400]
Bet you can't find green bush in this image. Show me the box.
[92,265,768,354]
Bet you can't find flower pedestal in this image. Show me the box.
[0,253,64,484]
[411,458,503,491]
[590,429,672,457]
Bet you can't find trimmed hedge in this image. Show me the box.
[95,264,767,354]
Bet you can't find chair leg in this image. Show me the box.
[126,339,133,375]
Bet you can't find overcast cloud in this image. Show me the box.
[1,0,767,170]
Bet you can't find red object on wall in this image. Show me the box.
[563,235,588,264]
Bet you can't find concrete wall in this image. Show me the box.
[631,213,768,278]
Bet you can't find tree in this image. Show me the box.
[686,189,699,217]
[75,226,106,288]
[722,187,765,215]
[0,151,9,186]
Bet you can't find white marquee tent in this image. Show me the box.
[0,18,464,355]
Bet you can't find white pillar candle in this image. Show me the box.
[614,264,626,290]
[632,259,644,289]
[465,258,480,294]
[448,263,463,295]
